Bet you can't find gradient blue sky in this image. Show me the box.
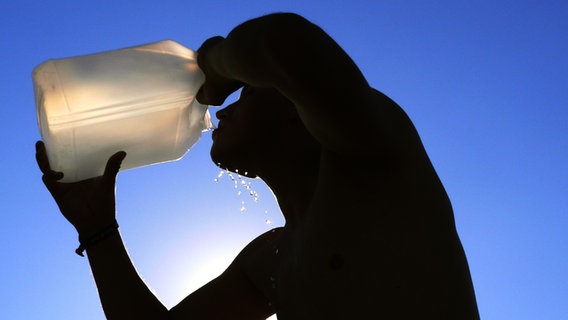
[1,1,567,319]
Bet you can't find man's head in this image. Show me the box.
[210,86,319,178]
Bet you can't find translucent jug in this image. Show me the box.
[33,40,212,182]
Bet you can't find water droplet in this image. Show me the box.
[237,190,242,196]
[240,206,246,213]
[275,248,279,255]
[230,174,238,188]
[213,170,224,183]
[265,219,272,225]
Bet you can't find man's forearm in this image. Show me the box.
[86,231,169,319]
[207,13,310,89]
[209,13,367,92]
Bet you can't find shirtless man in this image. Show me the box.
[36,13,480,319]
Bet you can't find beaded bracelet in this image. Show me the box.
[75,220,119,257]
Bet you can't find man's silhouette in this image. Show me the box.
[36,13,479,319]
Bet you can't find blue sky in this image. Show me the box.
[1,1,567,319]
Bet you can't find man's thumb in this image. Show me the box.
[103,151,127,182]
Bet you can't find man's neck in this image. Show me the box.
[258,159,318,228]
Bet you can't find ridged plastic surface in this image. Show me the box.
[33,40,211,182]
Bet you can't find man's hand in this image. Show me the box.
[196,36,243,106]
[35,141,126,239]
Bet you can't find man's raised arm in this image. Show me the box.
[197,13,412,155]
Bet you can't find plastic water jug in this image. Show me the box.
[33,40,212,182]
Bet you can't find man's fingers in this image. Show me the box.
[196,35,243,106]
[196,83,225,106]
[197,80,243,106]
[35,141,50,173]
[102,151,127,184]
[196,85,208,105]
[35,141,64,180]
[197,36,224,64]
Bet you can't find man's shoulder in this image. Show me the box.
[231,227,284,269]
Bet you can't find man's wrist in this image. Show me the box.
[75,220,119,257]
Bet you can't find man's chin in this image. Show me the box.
[210,149,232,172]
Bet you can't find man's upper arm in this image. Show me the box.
[226,13,415,155]
[168,229,281,320]
[169,265,273,320]
[211,13,418,155]
[261,14,377,153]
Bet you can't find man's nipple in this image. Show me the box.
[329,254,344,271]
